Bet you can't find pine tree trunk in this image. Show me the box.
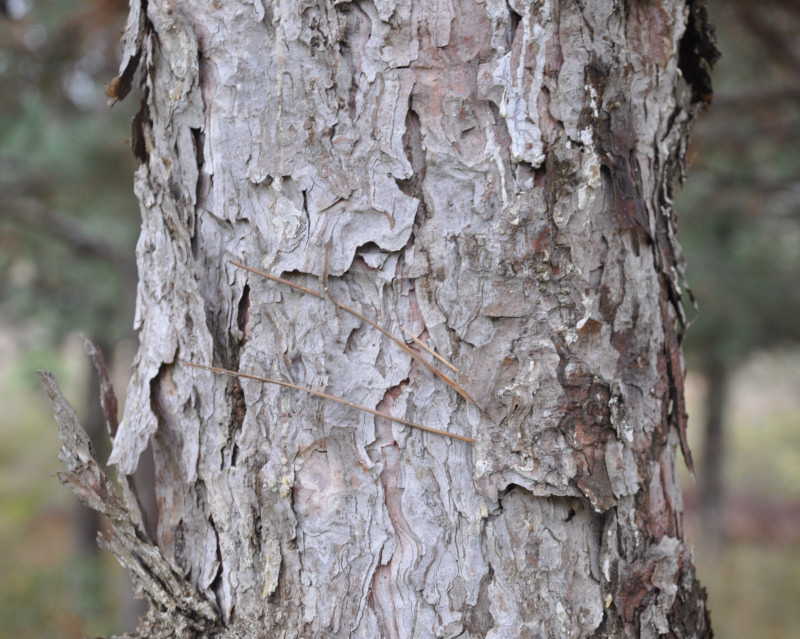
[70,0,718,636]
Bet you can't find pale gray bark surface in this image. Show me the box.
[57,0,716,636]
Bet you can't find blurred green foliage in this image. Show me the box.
[679,1,800,369]
[0,0,139,345]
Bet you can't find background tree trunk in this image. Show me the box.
[698,347,728,545]
[100,0,717,636]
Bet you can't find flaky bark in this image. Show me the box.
[56,0,718,637]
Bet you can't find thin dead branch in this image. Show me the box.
[401,326,459,373]
[184,361,475,444]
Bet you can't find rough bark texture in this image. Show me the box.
[73,0,718,636]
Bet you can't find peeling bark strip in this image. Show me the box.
[38,370,224,639]
[88,0,716,636]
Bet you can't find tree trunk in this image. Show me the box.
[88,0,718,636]
[698,349,728,545]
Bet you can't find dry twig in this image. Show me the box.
[230,261,476,407]
[184,362,475,444]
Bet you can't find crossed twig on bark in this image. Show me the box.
[185,261,476,444]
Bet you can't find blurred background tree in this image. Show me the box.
[0,0,799,637]
[678,0,800,542]
[675,1,800,636]
[0,0,138,339]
